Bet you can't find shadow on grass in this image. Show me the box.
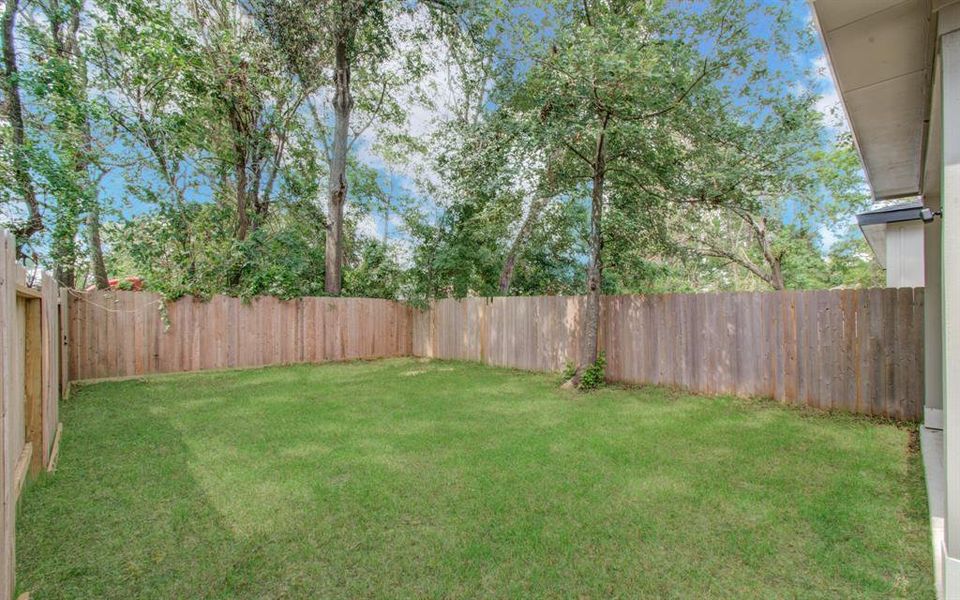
[14,382,273,599]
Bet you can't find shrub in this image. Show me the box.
[561,361,576,382]
[579,352,606,390]
[560,353,607,390]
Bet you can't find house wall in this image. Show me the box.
[924,53,944,426]
[885,221,925,288]
[924,214,944,420]
[938,6,960,592]
[924,208,943,422]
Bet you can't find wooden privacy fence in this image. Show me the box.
[68,288,924,421]
[0,230,67,600]
[412,289,925,420]
[68,291,413,380]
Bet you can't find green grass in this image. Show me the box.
[17,358,932,598]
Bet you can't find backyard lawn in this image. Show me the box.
[16,358,932,598]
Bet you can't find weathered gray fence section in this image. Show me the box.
[413,289,925,420]
[0,231,66,600]
[412,296,587,371]
[68,292,414,381]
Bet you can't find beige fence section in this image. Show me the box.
[413,289,925,420]
[68,292,413,381]
[0,231,66,600]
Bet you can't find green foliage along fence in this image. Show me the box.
[412,289,925,420]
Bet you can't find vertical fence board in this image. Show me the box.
[58,287,69,397]
[23,295,41,474]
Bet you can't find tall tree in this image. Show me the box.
[188,0,307,243]
[89,0,310,293]
[501,1,764,387]
[257,0,463,295]
[6,0,112,287]
[466,0,820,387]
[256,0,389,294]
[1,0,43,255]
[682,115,870,291]
[43,0,109,288]
[324,3,360,295]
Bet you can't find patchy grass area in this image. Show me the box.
[17,359,932,598]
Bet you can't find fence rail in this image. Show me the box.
[68,292,413,381]
[412,289,925,420]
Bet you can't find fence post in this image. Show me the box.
[0,231,16,600]
[59,288,69,399]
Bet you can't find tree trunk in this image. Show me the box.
[38,1,99,289]
[325,33,353,295]
[566,120,608,388]
[498,151,560,294]
[79,111,109,292]
[87,203,109,289]
[2,0,43,254]
[235,151,250,241]
[568,169,605,386]
[382,179,391,245]
[382,204,390,245]
[69,11,109,290]
[757,217,785,291]
[768,256,785,291]
[54,263,76,290]
[51,208,79,288]
[498,193,550,294]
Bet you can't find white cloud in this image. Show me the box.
[347,5,502,219]
[811,53,850,135]
[355,213,380,239]
[351,9,462,191]
[818,222,840,250]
